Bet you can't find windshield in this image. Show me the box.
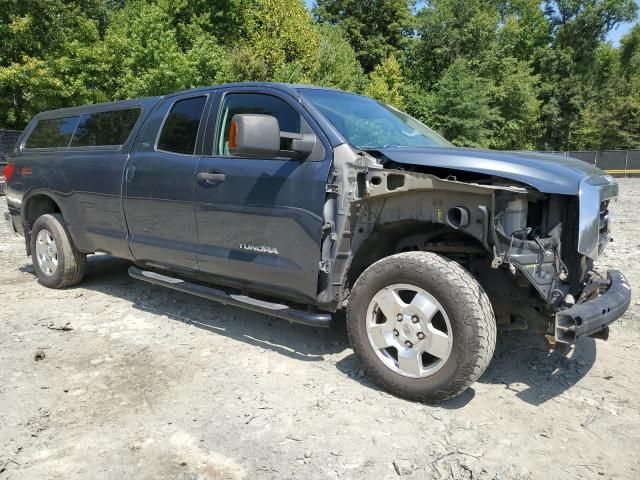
[301,89,451,150]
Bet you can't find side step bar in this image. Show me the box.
[128,266,332,328]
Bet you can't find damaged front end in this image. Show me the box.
[491,174,631,345]
[320,143,631,346]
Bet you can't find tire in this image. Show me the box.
[346,251,496,403]
[30,213,87,289]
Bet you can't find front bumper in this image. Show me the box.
[555,270,631,344]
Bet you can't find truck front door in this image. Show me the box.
[194,89,331,304]
[124,92,212,272]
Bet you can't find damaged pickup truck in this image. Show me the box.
[4,83,631,402]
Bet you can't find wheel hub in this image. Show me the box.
[397,316,422,344]
[365,284,453,378]
[35,229,59,277]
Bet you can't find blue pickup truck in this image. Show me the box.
[3,82,631,402]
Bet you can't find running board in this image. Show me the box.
[128,266,332,328]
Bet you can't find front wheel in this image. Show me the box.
[347,252,496,403]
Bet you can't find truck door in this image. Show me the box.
[124,92,212,272]
[194,89,332,304]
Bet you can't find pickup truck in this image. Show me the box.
[3,82,631,402]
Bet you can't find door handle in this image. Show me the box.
[197,172,226,184]
[125,164,136,183]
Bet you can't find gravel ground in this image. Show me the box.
[1,180,639,480]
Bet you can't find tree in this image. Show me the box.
[228,0,320,81]
[573,35,640,149]
[365,55,406,108]
[96,1,226,99]
[0,0,107,128]
[431,59,499,147]
[536,0,638,148]
[497,0,551,63]
[546,0,638,69]
[314,0,414,72]
[413,0,501,87]
[1,0,638,152]
[620,23,640,77]
[490,59,542,150]
[312,24,366,92]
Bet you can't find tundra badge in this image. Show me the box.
[239,243,279,255]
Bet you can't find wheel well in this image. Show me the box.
[347,221,487,290]
[24,195,61,227]
[23,195,62,254]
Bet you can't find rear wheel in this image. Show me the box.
[347,252,496,403]
[30,214,87,288]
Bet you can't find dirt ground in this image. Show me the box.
[1,180,639,480]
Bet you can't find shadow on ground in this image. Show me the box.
[80,255,350,362]
[38,255,599,407]
[479,331,596,406]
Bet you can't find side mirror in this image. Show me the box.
[229,114,318,159]
[229,114,281,158]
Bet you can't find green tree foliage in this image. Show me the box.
[312,24,366,91]
[413,0,501,87]
[491,59,542,150]
[97,1,227,99]
[229,0,320,80]
[0,0,638,151]
[0,0,107,127]
[365,55,406,108]
[314,0,414,72]
[573,39,640,149]
[497,0,551,63]
[620,23,640,75]
[535,0,638,149]
[431,59,498,147]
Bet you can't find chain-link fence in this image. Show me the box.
[559,150,640,177]
[0,129,21,166]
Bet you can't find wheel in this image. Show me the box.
[347,251,496,403]
[30,213,87,288]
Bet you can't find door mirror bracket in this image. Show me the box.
[281,132,317,159]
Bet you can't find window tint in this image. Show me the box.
[157,96,207,154]
[217,93,301,156]
[71,108,141,147]
[25,116,81,148]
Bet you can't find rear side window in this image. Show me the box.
[25,116,81,148]
[157,96,207,155]
[70,108,141,147]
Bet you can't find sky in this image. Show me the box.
[608,0,640,45]
[609,19,638,46]
[303,0,638,46]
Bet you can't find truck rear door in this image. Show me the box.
[124,92,213,272]
[194,87,331,304]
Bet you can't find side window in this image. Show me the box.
[70,108,141,147]
[157,96,207,155]
[217,93,301,156]
[25,116,81,149]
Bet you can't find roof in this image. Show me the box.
[34,96,161,120]
[31,82,357,121]
[166,81,349,100]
